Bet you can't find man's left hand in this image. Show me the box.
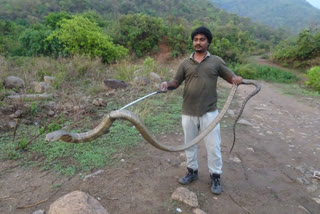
[232,75,243,85]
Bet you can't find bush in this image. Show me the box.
[48,15,128,63]
[235,64,257,79]
[305,66,320,93]
[118,13,165,56]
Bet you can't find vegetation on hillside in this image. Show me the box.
[211,0,320,33]
[272,29,320,68]
[0,0,288,62]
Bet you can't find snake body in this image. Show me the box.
[46,79,261,152]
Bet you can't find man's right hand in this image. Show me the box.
[160,81,168,92]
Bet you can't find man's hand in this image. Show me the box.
[160,81,168,92]
[231,75,243,85]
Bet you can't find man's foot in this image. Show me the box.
[210,173,222,195]
[178,167,198,185]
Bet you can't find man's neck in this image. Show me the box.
[193,51,207,63]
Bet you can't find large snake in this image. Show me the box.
[46,79,261,152]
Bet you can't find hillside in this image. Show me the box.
[210,0,320,32]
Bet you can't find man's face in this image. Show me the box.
[193,34,209,53]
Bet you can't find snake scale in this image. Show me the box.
[46,79,261,152]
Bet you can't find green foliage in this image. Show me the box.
[44,11,72,29]
[234,64,299,83]
[118,13,165,56]
[272,29,320,67]
[19,24,65,57]
[166,21,190,57]
[48,15,128,63]
[305,66,320,92]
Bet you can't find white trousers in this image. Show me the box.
[182,110,222,174]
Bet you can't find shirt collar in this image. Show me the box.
[189,51,211,62]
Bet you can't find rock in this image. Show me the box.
[92,98,107,106]
[134,76,150,86]
[296,177,310,185]
[237,119,253,126]
[31,81,51,93]
[306,184,318,193]
[229,156,241,163]
[312,198,320,204]
[44,76,55,84]
[171,187,199,207]
[149,72,162,82]
[7,121,17,129]
[193,208,206,214]
[3,76,25,89]
[8,93,52,101]
[9,110,23,118]
[32,210,46,214]
[48,191,109,214]
[227,109,235,117]
[48,110,55,116]
[103,79,127,90]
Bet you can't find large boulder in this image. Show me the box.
[3,76,25,89]
[48,191,109,214]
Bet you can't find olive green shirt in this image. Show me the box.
[173,52,234,116]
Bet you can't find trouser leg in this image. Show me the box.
[182,115,199,171]
[200,111,222,174]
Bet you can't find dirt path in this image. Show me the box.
[1,81,320,214]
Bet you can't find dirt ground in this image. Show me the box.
[1,80,320,214]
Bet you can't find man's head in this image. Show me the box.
[191,26,213,53]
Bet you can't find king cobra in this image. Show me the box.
[46,79,261,152]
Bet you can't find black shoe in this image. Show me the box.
[210,173,222,195]
[178,167,199,185]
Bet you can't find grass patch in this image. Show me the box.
[234,64,299,83]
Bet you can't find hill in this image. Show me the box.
[210,0,320,33]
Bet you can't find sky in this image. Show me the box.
[306,0,320,9]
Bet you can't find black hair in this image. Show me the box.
[191,26,213,44]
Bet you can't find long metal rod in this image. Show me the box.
[120,90,162,110]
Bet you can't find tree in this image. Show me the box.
[48,15,127,63]
[118,13,164,56]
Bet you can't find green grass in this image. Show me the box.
[0,89,189,175]
[234,64,299,83]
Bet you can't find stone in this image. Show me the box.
[32,210,46,214]
[92,98,107,106]
[227,109,235,117]
[134,76,150,86]
[312,198,320,204]
[44,76,55,84]
[193,208,206,214]
[3,76,25,89]
[48,191,109,214]
[171,187,199,207]
[48,110,55,116]
[149,72,162,82]
[306,184,318,193]
[8,93,52,101]
[7,121,17,129]
[103,79,127,90]
[31,81,51,93]
[229,156,242,163]
[237,119,253,126]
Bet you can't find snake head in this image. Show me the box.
[45,130,69,142]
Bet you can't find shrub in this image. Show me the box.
[305,66,320,93]
[48,15,128,63]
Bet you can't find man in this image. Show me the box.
[160,26,242,195]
